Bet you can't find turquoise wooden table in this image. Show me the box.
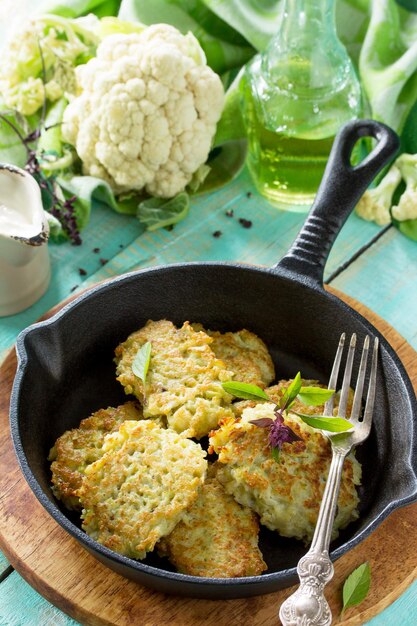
[0,165,416,625]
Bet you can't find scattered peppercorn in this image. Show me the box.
[119,244,124,249]
[93,247,100,253]
[99,258,108,266]
[213,230,222,238]
[225,209,234,217]
[239,218,253,229]
[78,268,87,276]
[246,191,253,198]
[70,285,79,293]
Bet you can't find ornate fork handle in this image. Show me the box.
[279,449,348,626]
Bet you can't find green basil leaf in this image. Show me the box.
[222,381,270,401]
[271,446,280,463]
[132,341,152,385]
[137,192,189,231]
[342,562,371,615]
[280,372,302,410]
[294,413,353,432]
[297,387,335,406]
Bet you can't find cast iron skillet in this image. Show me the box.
[10,120,417,599]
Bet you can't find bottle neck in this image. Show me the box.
[280,0,336,42]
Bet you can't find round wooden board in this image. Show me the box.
[0,286,416,626]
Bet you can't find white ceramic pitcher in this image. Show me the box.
[0,164,50,317]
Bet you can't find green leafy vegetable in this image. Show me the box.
[137,192,190,231]
[342,562,371,615]
[201,0,282,51]
[196,141,247,194]
[297,387,335,406]
[39,0,122,18]
[279,372,302,410]
[132,341,152,385]
[222,381,270,401]
[294,413,353,432]
[118,0,254,75]
[359,0,417,133]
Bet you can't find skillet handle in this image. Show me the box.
[273,119,400,285]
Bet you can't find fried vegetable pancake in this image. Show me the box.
[115,320,235,438]
[209,402,361,543]
[158,467,267,578]
[79,420,207,559]
[192,325,275,388]
[48,401,142,510]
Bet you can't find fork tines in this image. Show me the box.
[324,333,379,428]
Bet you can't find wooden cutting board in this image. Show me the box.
[0,287,416,626]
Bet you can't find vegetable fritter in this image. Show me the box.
[209,403,361,544]
[48,401,142,510]
[79,420,207,559]
[158,468,267,578]
[115,320,235,438]
[192,325,275,388]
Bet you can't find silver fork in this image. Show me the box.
[279,332,379,626]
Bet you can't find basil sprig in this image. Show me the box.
[132,341,152,386]
[222,381,269,401]
[221,374,345,433]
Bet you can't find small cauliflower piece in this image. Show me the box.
[355,164,401,226]
[209,403,361,544]
[0,14,99,115]
[158,468,267,578]
[62,25,224,197]
[192,325,275,389]
[79,420,207,559]
[392,153,417,221]
[48,401,142,510]
[115,320,235,439]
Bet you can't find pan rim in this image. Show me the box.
[9,260,417,593]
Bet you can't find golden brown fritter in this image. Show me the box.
[48,401,142,510]
[158,469,267,578]
[79,420,207,559]
[209,402,361,544]
[115,320,235,438]
[192,325,275,388]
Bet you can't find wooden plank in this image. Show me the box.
[0,571,79,626]
[79,168,383,292]
[330,228,417,349]
[366,581,417,625]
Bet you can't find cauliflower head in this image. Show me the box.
[392,154,417,222]
[0,14,99,116]
[355,164,401,226]
[62,25,225,197]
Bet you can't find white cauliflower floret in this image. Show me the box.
[0,14,99,115]
[392,154,417,221]
[355,165,401,226]
[62,25,224,197]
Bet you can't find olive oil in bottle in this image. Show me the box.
[241,0,362,211]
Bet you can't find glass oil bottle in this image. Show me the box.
[241,0,362,211]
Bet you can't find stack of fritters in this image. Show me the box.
[49,319,361,578]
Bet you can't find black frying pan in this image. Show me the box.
[10,120,417,599]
